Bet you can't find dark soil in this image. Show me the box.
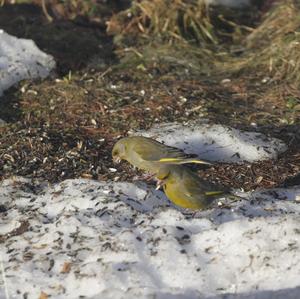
[0,3,115,74]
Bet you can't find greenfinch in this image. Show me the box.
[112,136,212,174]
[156,164,228,210]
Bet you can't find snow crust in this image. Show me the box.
[1,178,300,299]
[133,123,287,163]
[0,30,55,96]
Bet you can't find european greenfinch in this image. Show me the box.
[112,136,212,174]
[156,164,228,210]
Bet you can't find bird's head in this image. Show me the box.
[112,138,128,163]
[155,165,172,190]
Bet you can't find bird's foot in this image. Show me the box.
[132,173,156,182]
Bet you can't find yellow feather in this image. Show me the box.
[159,158,212,165]
[159,158,182,162]
[157,165,227,210]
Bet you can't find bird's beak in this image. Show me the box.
[113,157,121,164]
[156,179,165,190]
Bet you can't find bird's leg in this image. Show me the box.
[143,173,156,181]
[133,172,155,182]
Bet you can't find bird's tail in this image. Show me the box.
[158,157,213,165]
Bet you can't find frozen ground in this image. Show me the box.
[0,30,55,96]
[0,124,299,299]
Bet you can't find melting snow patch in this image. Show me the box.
[0,30,55,96]
[133,123,287,163]
[1,178,300,299]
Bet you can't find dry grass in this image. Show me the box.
[108,0,300,89]
[106,0,228,77]
[107,0,217,46]
[228,0,300,87]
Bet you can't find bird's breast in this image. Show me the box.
[164,183,205,210]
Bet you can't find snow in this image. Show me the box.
[0,30,55,96]
[1,178,300,299]
[133,122,287,163]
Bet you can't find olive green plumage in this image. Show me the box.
[112,136,212,174]
[156,164,228,210]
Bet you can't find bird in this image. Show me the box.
[155,164,229,210]
[112,136,212,174]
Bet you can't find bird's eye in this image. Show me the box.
[113,150,119,157]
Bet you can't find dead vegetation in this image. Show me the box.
[230,0,300,88]
[107,0,216,46]
[109,0,300,91]
[107,0,257,72]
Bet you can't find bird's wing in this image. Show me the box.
[133,139,188,161]
[132,141,163,161]
[151,140,191,159]
[182,168,224,198]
